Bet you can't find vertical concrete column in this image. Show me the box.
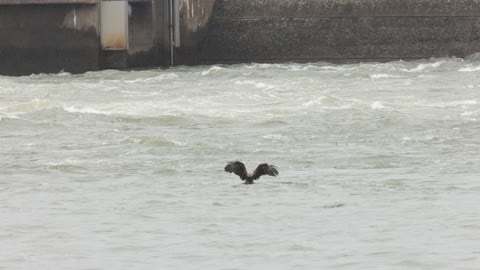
[173,0,216,65]
[152,0,172,66]
[100,0,156,68]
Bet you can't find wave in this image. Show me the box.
[234,80,277,90]
[62,105,112,115]
[200,65,226,76]
[401,60,445,72]
[421,100,478,108]
[302,96,341,108]
[120,135,187,147]
[459,66,480,72]
[461,109,480,117]
[371,101,386,110]
[0,113,21,121]
[370,73,403,79]
[1,99,58,115]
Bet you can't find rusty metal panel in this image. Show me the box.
[101,1,128,50]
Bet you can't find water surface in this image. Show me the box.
[1,57,480,269]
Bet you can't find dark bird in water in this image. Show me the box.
[225,161,279,184]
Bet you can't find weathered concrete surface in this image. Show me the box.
[0,4,100,76]
[152,0,171,66]
[127,1,155,67]
[0,0,98,4]
[175,0,216,65]
[213,0,480,18]
[101,0,160,69]
[201,0,480,63]
[0,1,163,75]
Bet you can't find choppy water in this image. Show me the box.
[1,56,480,269]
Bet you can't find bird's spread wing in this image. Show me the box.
[225,161,248,180]
[252,164,279,180]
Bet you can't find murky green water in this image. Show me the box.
[1,57,480,269]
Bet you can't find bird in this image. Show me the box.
[224,161,279,184]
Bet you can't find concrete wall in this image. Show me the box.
[0,0,171,75]
[151,0,171,66]
[200,0,480,63]
[100,0,159,69]
[0,3,100,76]
[0,0,98,4]
[175,0,216,65]
[4,0,480,75]
[127,1,155,67]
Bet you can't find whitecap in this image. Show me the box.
[371,101,386,110]
[149,73,179,81]
[57,71,72,76]
[320,65,347,71]
[262,134,291,142]
[4,99,58,114]
[461,109,480,116]
[254,82,275,90]
[457,100,478,106]
[459,66,480,72]
[234,80,276,90]
[402,61,444,72]
[124,78,146,84]
[125,73,179,83]
[62,105,111,115]
[171,140,187,147]
[0,113,20,121]
[234,80,254,86]
[426,100,477,108]
[201,66,225,76]
[287,64,316,71]
[302,96,327,108]
[369,73,402,79]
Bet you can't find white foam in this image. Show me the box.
[402,61,444,72]
[234,80,276,90]
[371,101,386,110]
[0,113,21,120]
[428,100,478,108]
[459,66,480,72]
[234,80,253,85]
[123,73,179,84]
[153,73,179,80]
[302,97,327,108]
[254,82,275,89]
[262,134,291,142]
[461,109,480,116]
[171,140,187,147]
[370,74,402,79]
[288,64,316,71]
[0,113,20,121]
[201,66,225,76]
[62,105,111,115]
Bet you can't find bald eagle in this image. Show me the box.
[225,161,279,184]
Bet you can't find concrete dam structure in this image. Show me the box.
[200,0,480,63]
[0,0,216,76]
[1,0,480,75]
[0,0,175,76]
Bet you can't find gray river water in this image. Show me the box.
[1,57,480,269]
